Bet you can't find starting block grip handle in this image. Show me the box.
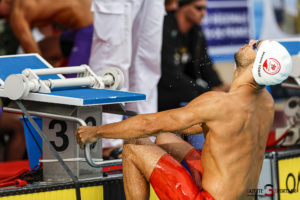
[47,77,95,89]
[84,144,122,168]
[24,66,87,75]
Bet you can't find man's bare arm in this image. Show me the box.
[10,10,41,54]
[176,124,203,135]
[75,108,199,146]
[75,92,224,146]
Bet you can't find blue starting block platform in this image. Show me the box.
[0,54,145,106]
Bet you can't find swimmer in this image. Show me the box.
[75,40,292,199]
[0,0,93,65]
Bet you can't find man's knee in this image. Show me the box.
[155,133,194,162]
[123,138,154,158]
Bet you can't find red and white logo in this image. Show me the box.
[263,58,281,75]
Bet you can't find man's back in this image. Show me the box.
[201,86,274,199]
[7,0,93,53]
[12,0,92,29]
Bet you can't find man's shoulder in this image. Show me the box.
[202,90,228,98]
[194,91,230,105]
[187,91,232,121]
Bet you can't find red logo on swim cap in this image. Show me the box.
[263,58,281,75]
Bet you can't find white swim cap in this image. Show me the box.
[252,40,292,86]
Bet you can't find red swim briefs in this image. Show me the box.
[149,148,215,200]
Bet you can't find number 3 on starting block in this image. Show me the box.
[42,106,103,182]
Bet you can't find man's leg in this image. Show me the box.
[122,138,166,200]
[122,137,201,200]
[155,132,203,189]
[155,132,194,162]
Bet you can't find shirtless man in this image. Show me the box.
[75,40,292,199]
[0,0,93,66]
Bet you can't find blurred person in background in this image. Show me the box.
[159,0,229,111]
[89,0,165,159]
[158,0,229,150]
[0,0,93,67]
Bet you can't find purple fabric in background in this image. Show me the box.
[64,25,94,78]
[68,25,93,66]
[0,108,2,115]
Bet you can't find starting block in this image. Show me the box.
[0,54,146,182]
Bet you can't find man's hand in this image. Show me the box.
[74,126,99,148]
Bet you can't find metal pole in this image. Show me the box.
[15,101,82,200]
[46,77,96,89]
[271,151,279,200]
[24,66,87,75]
